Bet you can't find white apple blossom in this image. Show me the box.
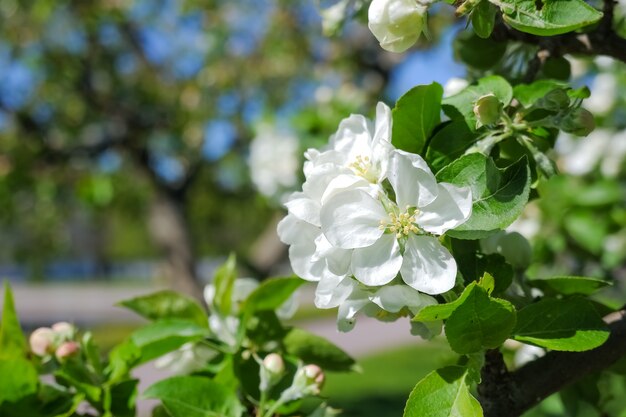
[368,0,427,53]
[248,124,299,198]
[320,149,472,294]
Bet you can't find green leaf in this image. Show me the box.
[564,210,608,255]
[413,283,476,322]
[403,366,483,417]
[496,0,603,36]
[107,339,142,383]
[451,239,513,294]
[0,282,27,357]
[144,376,243,417]
[528,276,612,296]
[454,31,506,70]
[437,154,531,239]
[283,328,356,372]
[472,1,498,38]
[445,285,516,354]
[0,357,38,405]
[392,83,443,154]
[130,320,209,363]
[513,298,610,351]
[442,76,512,131]
[425,121,479,174]
[118,290,207,327]
[242,277,303,314]
[513,80,568,108]
[213,254,237,315]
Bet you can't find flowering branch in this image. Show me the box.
[479,310,626,417]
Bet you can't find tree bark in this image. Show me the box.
[479,310,626,417]
[147,190,203,300]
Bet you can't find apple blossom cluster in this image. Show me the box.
[29,322,80,362]
[278,102,472,332]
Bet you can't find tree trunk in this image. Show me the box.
[147,191,203,300]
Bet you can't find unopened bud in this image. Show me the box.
[263,353,285,376]
[368,0,427,53]
[561,108,595,136]
[259,353,285,391]
[536,89,570,111]
[29,327,55,356]
[55,341,80,362]
[473,94,502,127]
[52,322,75,341]
[302,364,325,394]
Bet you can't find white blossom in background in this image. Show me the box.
[279,102,472,332]
[556,129,626,178]
[249,124,299,198]
[584,73,617,115]
[155,342,216,374]
[368,0,428,52]
[443,77,469,97]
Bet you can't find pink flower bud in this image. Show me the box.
[29,327,55,356]
[263,353,285,376]
[52,322,75,340]
[303,364,325,393]
[55,341,80,362]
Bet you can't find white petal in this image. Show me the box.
[373,102,392,144]
[400,235,457,295]
[284,193,321,226]
[320,190,386,249]
[289,242,325,282]
[416,183,472,235]
[388,150,438,208]
[277,214,318,245]
[321,174,372,204]
[330,114,374,158]
[313,233,352,276]
[369,284,434,313]
[315,276,356,309]
[351,234,401,286]
[337,291,370,332]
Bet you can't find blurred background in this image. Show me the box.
[1,0,626,416]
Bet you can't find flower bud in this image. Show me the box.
[29,327,55,356]
[302,364,325,395]
[52,322,75,341]
[368,0,427,53]
[55,341,80,362]
[473,94,503,127]
[263,353,285,376]
[536,89,570,111]
[259,353,285,391]
[561,108,595,136]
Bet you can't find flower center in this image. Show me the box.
[349,155,378,182]
[379,208,421,238]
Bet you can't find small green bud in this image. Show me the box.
[561,108,595,136]
[473,94,503,127]
[536,89,570,111]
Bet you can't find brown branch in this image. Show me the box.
[479,310,626,417]
[492,1,626,64]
